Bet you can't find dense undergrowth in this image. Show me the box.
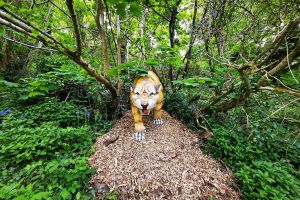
[165,89,300,200]
[0,97,112,199]
[0,54,114,199]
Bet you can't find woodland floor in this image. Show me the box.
[89,111,240,200]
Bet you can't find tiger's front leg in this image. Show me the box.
[132,106,146,141]
[153,101,163,125]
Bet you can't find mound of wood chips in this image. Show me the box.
[89,111,239,199]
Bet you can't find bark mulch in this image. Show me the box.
[89,111,239,199]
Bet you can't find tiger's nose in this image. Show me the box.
[142,100,148,105]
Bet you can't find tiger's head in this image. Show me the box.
[131,79,162,112]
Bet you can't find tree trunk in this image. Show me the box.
[182,0,198,78]
[1,30,11,70]
[95,0,109,76]
[140,4,146,62]
[116,15,123,95]
[168,0,181,87]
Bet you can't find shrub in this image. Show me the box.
[164,91,197,129]
[236,161,300,200]
[22,98,89,127]
[0,98,90,127]
[201,99,300,200]
[166,89,300,200]
[0,121,98,199]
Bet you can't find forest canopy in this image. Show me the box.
[0,0,299,199]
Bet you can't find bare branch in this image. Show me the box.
[0,18,37,39]
[260,69,300,93]
[30,0,36,9]
[0,8,71,52]
[0,10,32,32]
[267,98,300,119]
[257,42,300,86]
[2,36,57,51]
[66,0,82,55]
[260,87,300,98]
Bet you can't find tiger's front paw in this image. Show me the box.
[153,118,163,125]
[132,131,145,141]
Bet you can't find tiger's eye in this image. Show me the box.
[150,92,155,95]
[135,92,140,95]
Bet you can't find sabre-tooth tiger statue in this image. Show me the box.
[130,71,164,141]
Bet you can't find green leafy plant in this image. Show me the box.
[166,88,300,200]
[0,121,97,199]
[0,98,112,199]
[236,161,300,200]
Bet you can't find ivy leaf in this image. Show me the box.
[116,2,126,19]
[39,86,49,92]
[28,91,44,97]
[31,29,40,37]
[145,58,159,66]
[129,3,142,17]
[32,192,51,199]
[0,0,6,8]
[0,80,19,88]
[108,61,138,77]
[60,189,71,199]
[29,81,41,87]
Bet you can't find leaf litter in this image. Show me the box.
[89,111,239,199]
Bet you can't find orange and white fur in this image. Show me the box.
[130,71,163,141]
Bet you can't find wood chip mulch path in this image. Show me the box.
[89,111,240,199]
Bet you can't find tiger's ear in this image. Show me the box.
[130,84,135,92]
[155,84,162,93]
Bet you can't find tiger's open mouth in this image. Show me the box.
[142,109,150,115]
